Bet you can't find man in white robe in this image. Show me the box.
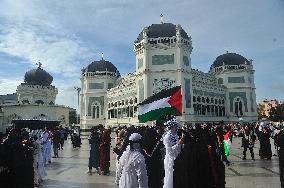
[163,116,183,188]
[116,133,149,188]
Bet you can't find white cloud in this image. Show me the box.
[0,78,22,95]
[0,0,93,77]
[0,0,284,107]
[53,79,81,110]
[0,24,92,77]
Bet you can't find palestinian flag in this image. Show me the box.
[223,131,231,156]
[138,86,182,123]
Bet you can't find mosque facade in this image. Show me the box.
[0,63,70,131]
[80,21,258,130]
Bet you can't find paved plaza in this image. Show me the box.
[41,136,281,188]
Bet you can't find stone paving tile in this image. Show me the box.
[41,136,281,188]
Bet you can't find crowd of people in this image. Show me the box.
[0,126,69,188]
[110,118,284,188]
[0,119,284,188]
[111,117,233,188]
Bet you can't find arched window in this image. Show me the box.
[35,100,44,105]
[193,104,197,115]
[234,98,244,117]
[197,96,201,103]
[215,106,218,116]
[193,96,196,102]
[96,106,100,118]
[202,105,206,115]
[92,106,96,118]
[211,105,215,115]
[91,102,101,119]
[206,105,210,113]
[206,97,210,103]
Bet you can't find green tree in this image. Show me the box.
[269,104,284,122]
[69,110,78,125]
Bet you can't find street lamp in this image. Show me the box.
[74,86,81,125]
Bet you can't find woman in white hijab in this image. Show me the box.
[116,133,149,188]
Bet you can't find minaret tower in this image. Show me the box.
[210,52,258,122]
[134,16,194,122]
[80,54,120,130]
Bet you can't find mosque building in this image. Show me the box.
[80,19,258,129]
[0,63,69,131]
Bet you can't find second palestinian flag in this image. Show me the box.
[138,86,182,123]
[223,131,231,156]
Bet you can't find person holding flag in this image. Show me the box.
[216,125,230,166]
[223,127,232,166]
[137,86,184,188]
[223,126,232,159]
[162,116,184,188]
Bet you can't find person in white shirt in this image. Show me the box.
[163,116,184,188]
[116,133,149,188]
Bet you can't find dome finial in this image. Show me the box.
[36,61,42,68]
[101,52,104,60]
[226,50,229,54]
[160,14,164,24]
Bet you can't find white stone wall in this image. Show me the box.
[2,105,69,127]
[17,84,58,105]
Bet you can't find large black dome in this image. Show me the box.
[135,23,189,43]
[84,59,120,76]
[212,53,250,68]
[24,67,53,86]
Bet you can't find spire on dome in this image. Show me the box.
[36,62,42,68]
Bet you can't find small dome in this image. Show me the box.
[135,23,189,43]
[84,59,120,77]
[211,53,250,68]
[24,67,53,86]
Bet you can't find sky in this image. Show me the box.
[0,0,284,110]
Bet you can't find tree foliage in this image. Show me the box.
[269,104,284,122]
[257,104,267,120]
[69,110,78,125]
